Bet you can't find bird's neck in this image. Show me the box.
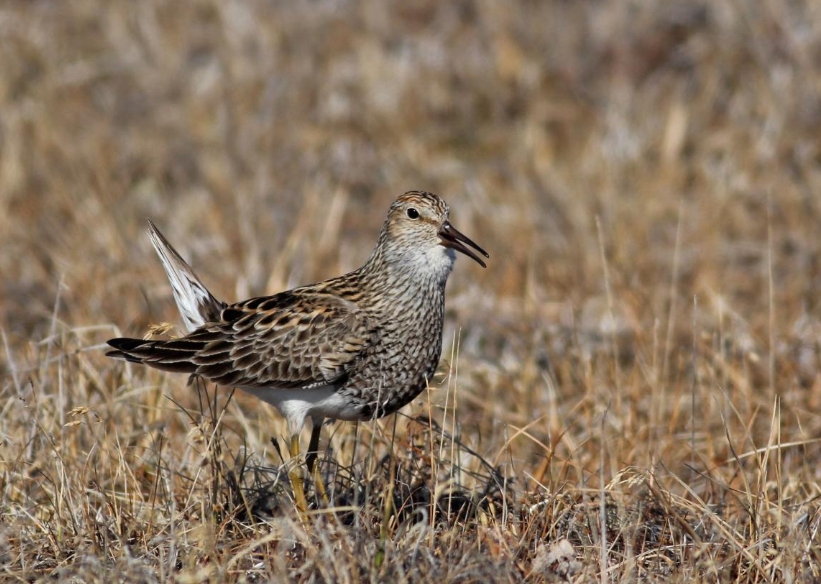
[356,242,451,309]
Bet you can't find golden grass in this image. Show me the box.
[2,0,821,581]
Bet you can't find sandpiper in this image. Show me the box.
[107,191,488,511]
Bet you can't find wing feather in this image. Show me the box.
[195,292,372,388]
[147,220,226,332]
[108,289,374,391]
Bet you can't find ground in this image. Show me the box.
[2,1,821,582]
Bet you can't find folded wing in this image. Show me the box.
[107,292,373,390]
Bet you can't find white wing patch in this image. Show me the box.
[148,220,225,332]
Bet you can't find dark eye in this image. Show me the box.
[406,208,420,219]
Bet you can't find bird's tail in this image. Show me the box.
[147,219,225,332]
[106,337,202,374]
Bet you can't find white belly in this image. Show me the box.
[238,385,362,433]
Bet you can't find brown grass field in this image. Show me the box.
[3,1,821,581]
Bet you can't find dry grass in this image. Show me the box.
[2,0,821,581]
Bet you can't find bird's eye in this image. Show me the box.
[406,208,420,219]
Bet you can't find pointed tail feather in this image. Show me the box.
[106,337,200,374]
[147,219,225,332]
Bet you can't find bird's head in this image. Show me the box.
[379,191,488,277]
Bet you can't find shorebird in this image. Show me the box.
[107,191,488,511]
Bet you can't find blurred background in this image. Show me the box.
[6,0,820,342]
[3,0,821,544]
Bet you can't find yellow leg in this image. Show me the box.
[289,433,309,513]
[306,421,329,506]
